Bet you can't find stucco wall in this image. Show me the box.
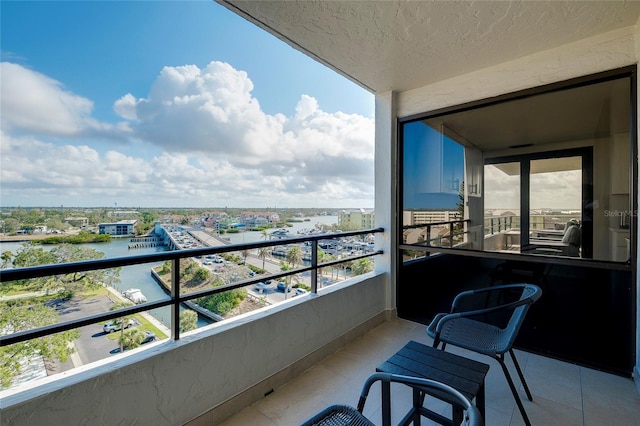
[0,273,388,425]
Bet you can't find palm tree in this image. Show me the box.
[286,245,302,269]
[257,246,269,270]
[257,228,270,270]
[110,301,134,353]
[351,258,373,276]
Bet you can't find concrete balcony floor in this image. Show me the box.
[219,317,640,426]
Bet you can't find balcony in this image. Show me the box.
[218,317,640,426]
[1,225,639,425]
[0,229,389,424]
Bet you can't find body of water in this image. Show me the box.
[0,216,339,328]
[223,215,338,244]
[0,237,209,328]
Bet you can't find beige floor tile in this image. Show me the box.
[220,318,640,426]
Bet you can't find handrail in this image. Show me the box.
[1,227,384,347]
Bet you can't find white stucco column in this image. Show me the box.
[374,90,397,313]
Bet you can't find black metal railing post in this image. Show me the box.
[449,223,454,247]
[311,240,318,293]
[171,257,180,340]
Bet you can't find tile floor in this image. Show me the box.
[219,318,640,426]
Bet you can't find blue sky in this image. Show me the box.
[1,1,375,208]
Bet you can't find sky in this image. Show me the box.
[0,1,375,209]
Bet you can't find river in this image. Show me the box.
[0,216,339,328]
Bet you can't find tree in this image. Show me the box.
[1,251,13,269]
[110,301,134,353]
[2,218,19,234]
[119,328,145,352]
[180,310,198,333]
[351,258,374,276]
[279,261,292,300]
[11,244,120,295]
[285,245,302,268]
[257,229,270,270]
[257,246,269,270]
[0,303,80,388]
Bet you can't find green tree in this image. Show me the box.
[2,218,19,234]
[286,245,302,268]
[351,258,374,276]
[110,301,134,353]
[257,229,270,270]
[119,328,145,352]
[2,251,14,269]
[0,303,80,388]
[193,267,210,281]
[180,310,198,333]
[11,244,120,295]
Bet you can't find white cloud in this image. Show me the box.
[1,61,375,207]
[0,62,128,140]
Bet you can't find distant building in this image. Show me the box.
[403,210,461,226]
[109,210,139,217]
[240,211,279,227]
[338,209,375,230]
[64,217,89,227]
[98,220,137,236]
[201,212,228,231]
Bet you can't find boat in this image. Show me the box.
[122,288,147,304]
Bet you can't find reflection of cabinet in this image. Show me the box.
[610,228,630,262]
[611,134,630,194]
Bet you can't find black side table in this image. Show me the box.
[376,340,490,426]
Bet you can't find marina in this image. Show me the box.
[0,216,341,329]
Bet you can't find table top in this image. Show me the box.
[376,340,490,402]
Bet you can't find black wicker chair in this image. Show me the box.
[426,283,542,426]
[301,372,483,426]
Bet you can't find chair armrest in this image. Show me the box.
[357,373,482,426]
[450,283,537,312]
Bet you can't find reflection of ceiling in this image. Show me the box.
[426,77,630,152]
[492,156,582,176]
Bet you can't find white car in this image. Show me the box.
[293,288,309,296]
[103,318,135,333]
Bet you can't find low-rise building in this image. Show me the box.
[98,220,137,235]
[338,209,375,230]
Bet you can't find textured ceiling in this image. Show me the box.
[219,0,640,94]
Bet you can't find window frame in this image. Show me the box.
[397,66,637,270]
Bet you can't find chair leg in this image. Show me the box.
[509,349,533,401]
[432,337,447,351]
[496,354,532,426]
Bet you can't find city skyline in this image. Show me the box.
[1,1,375,209]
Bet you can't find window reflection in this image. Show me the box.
[400,74,633,263]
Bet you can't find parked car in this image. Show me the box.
[140,330,156,344]
[254,282,269,293]
[103,318,135,333]
[277,282,292,292]
[294,288,309,296]
[123,330,157,350]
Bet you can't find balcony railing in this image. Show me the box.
[402,219,469,248]
[0,228,383,357]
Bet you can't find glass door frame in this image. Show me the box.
[485,147,594,258]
